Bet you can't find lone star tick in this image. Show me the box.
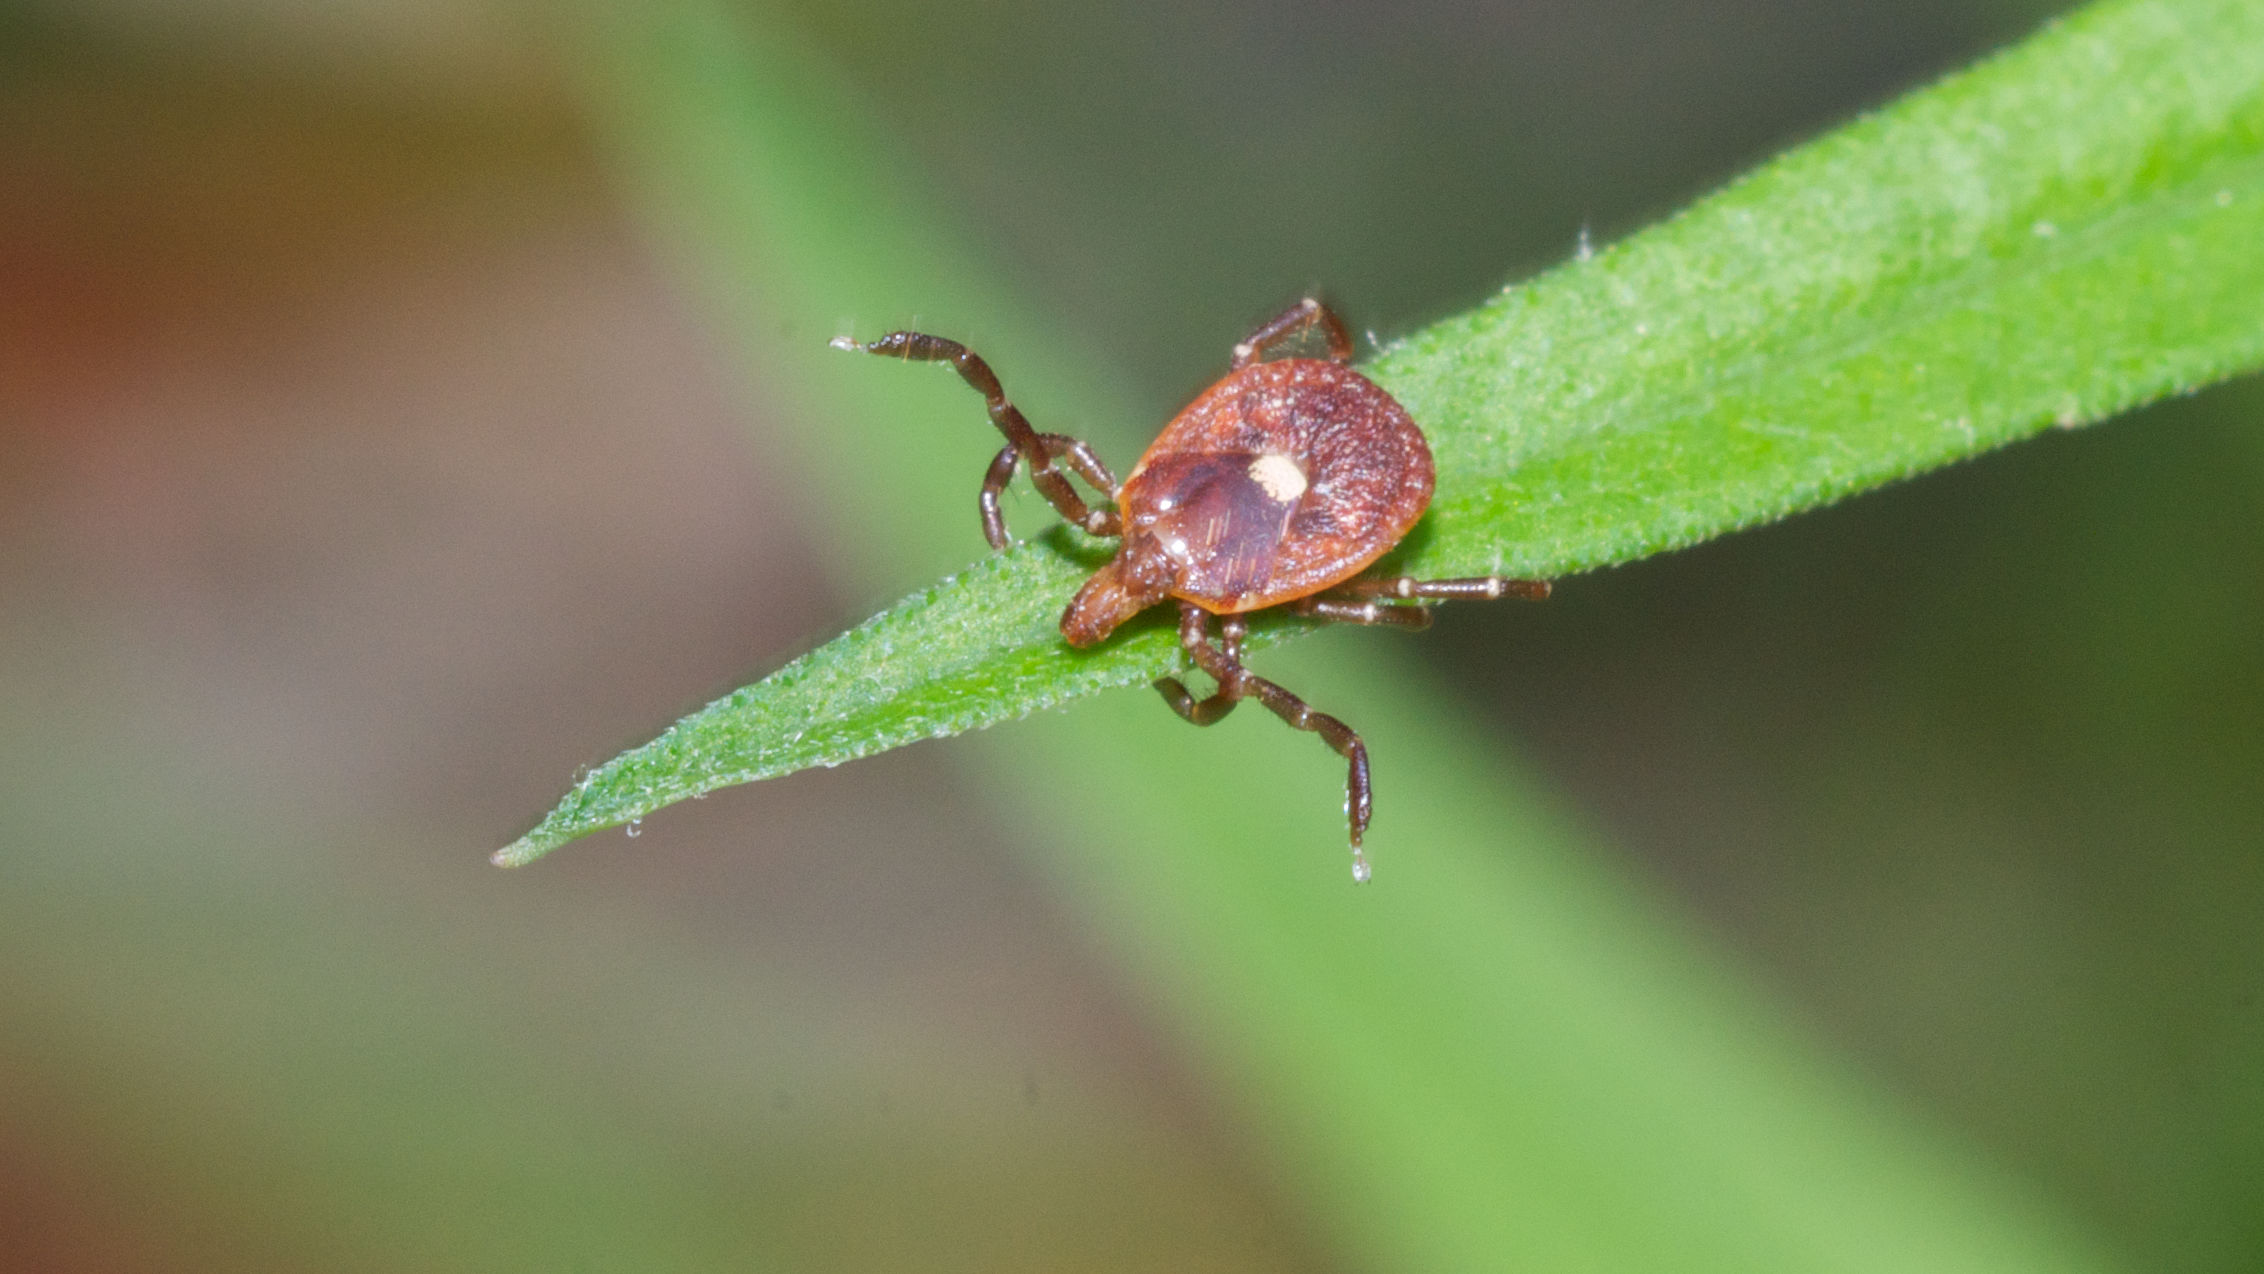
[833,297,1548,882]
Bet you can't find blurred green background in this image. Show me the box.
[5,0,2262,1270]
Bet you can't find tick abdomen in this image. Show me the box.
[1120,359,1435,615]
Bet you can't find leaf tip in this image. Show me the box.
[491,835,550,869]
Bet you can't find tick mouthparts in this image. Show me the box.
[1060,557,1169,648]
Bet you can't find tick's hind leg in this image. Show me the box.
[1231,297,1355,369]
[1290,574,1550,629]
[1289,597,1434,629]
[1328,574,1552,603]
[1158,603,1375,882]
[834,331,1120,541]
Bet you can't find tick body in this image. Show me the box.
[834,298,1547,881]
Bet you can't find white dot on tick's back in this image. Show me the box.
[1248,453,1308,502]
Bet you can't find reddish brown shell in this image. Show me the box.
[1121,358,1434,612]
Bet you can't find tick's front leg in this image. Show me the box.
[833,331,1119,542]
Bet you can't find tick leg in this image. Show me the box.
[1290,597,1434,629]
[1328,575,1552,603]
[833,331,1120,539]
[1230,297,1355,369]
[978,445,1019,550]
[1158,603,1375,882]
[981,436,1123,549]
[1039,433,1120,499]
[1153,612,1246,725]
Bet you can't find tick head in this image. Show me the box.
[1060,535,1176,648]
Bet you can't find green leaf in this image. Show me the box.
[496,541,1271,865]
[503,0,2264,866]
